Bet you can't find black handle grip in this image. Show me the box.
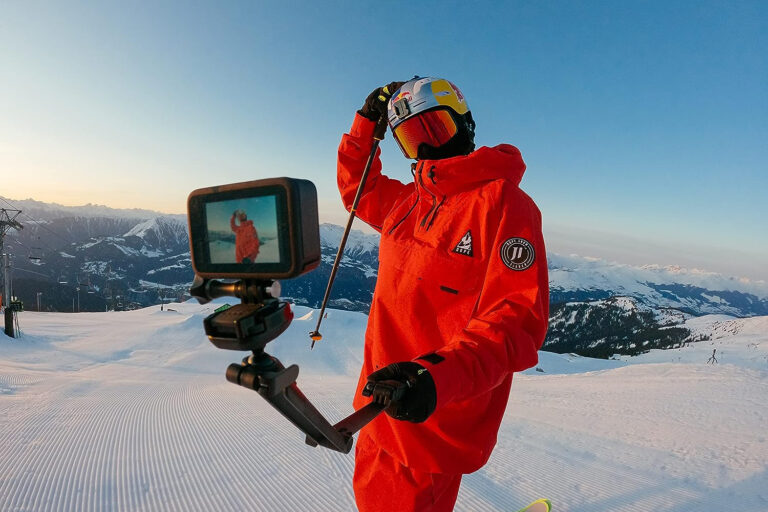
[373,114,388,141]
[362,379,408,405]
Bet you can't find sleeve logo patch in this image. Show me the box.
[500,238,535,271]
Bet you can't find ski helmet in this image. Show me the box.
[387,77,475,160]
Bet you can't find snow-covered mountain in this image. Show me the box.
[542,256,768,356]
[318,223,380,262]
[545,296,694,358]
[280,223,380,311]
[295,227,768,319]
[4,197,767,358]
[123,216,189,248]
[4,199,383,312]
[7,209,192,312]
[1,195,186,223]
[548,253,768,317]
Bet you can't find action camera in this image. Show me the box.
[187,177,320,280]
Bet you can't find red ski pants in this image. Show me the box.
[353,437,462,512]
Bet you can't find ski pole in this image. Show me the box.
[309,114,388,348]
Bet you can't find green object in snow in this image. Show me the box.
[214,304,231,313]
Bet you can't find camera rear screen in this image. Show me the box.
[204,195,280,265]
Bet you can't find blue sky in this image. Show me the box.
[1,1,766,279]
[205,196,277,237]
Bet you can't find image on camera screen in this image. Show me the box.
[204,195,280,265]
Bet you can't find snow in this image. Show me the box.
[78,239,101,250]
[77,238,146,257]
[623,314,768,370]
[1,305,767,511]
[605,295,644,314]
[319,223,380,257]
[140,246,165,258]
[162,252,190,262]
[124,218,160,238]
[112,243,141,257]
[549,253,768,300]
[320,253,378,278]
[654,307,691,326]
[137,279,176,290]
[81,260,110,274]
[209,237,280,264]
[122,217,188,253]
[146,263,188,275]
[701,292,726,304]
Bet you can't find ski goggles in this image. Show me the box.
[391,108,458,160]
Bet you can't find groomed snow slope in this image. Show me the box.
[1,304,766,511]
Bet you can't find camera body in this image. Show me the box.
[187,177,320,280]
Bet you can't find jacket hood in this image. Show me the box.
[415,144,526,196]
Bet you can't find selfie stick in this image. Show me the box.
[191,276,405,453]
[309,115,389,348]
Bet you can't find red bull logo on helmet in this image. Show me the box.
[391,90,412,104]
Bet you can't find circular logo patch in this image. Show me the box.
[500,238,535,271]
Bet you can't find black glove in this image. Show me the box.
[363,361,436,423]
[358,81,406,121]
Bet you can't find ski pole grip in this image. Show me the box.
[373,114,388,141]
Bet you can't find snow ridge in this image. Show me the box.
[319,223,379,257]
[0,195,186,223]
[123,216,189,246]
[549,253,768,298]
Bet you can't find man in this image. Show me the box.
[230,209,260,263]
[337,77,549,511]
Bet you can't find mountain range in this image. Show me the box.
[2,196,766,358]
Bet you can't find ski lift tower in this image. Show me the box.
[1,208,23,337]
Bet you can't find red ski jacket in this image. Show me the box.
[338,114,549,474]
[230,218,260,263]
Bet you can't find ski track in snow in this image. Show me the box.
[1,305,767,511]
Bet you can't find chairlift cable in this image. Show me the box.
[10,267,51,279]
